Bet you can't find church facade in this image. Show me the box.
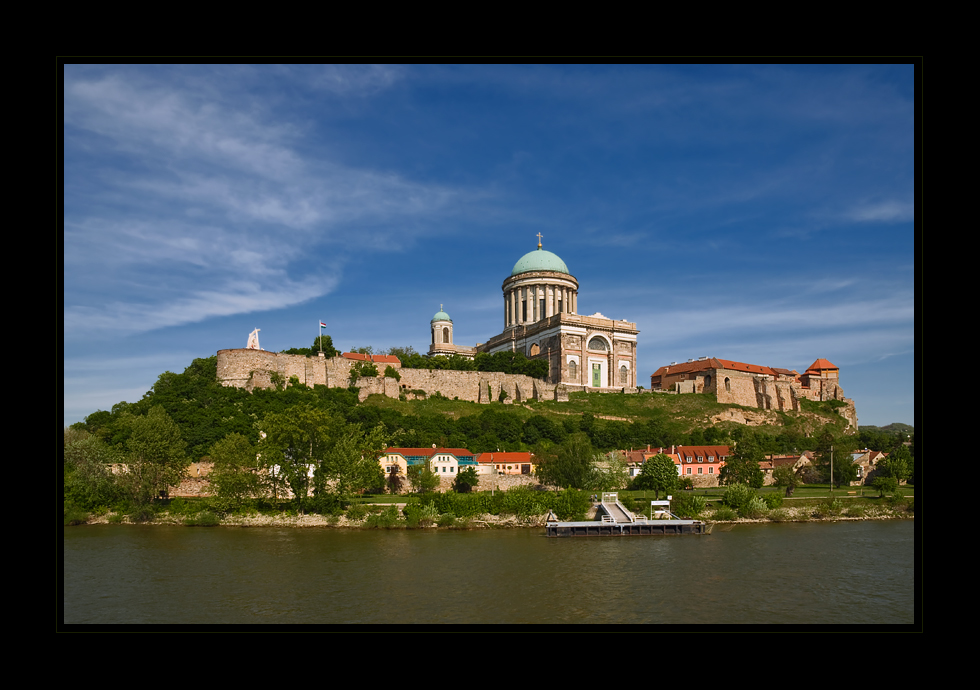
[430,238,639,390]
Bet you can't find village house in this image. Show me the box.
[380,447,478,478]
[474,451,535,475]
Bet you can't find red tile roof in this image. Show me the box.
[385,447,475,458]
[674,445,730,462]
[651,358,779,378]
[475,451,533,464]
[342,353,402,364]
[806,358,838,372]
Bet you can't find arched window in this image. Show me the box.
[588,337,607,351]
[569,360,577,378]
[443,327,449,344]
[530,343,540,356]
[725,377,731,392]
[620,365,628,385]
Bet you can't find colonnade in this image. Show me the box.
[504,281,577,330]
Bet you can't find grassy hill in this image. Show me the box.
[73,355,895,460]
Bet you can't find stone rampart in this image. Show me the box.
[217,349,561,403]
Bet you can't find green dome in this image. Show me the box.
[431,309,452,323]
[510,248,570,277]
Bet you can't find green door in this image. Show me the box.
[592,363,601,387]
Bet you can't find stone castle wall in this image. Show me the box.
[217,349,564,403]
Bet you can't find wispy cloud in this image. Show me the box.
[845,200,915,223]
[64,67,457,337]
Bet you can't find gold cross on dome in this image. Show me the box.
[536,232,543,248]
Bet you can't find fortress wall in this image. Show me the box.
[714,369,762,408]
[394,368,555,403]
[218,349,557,403]
[217,349,284,388]
[218,349,342,389]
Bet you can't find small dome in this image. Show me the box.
[510,248,570,276]
[431,309,452,323]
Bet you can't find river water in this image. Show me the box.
[63,520,915,625]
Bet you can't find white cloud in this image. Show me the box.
[64,68,459,337]
[846,200,914,223]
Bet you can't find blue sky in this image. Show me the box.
[64,64,916,428]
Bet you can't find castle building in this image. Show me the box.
[650,356,857,428]
[474,238,639,389]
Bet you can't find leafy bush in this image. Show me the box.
[711,506,737,521]
[501,486,539,521]
[768,508,791,522]
[761,493,783,509]
[403,502,439,528]
[722,484,755,511]
[310,493,345,516]
[672,494,707,518]
[365,506,400,529]
[552,490,591,521]
[816,497,844,518]
[845,505,865,518]
[345,504,368,521]
[437,512,457,527]
[740,497,768,519]
[183,511,220,526]
[64,506,89,526]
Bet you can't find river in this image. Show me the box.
[63,519,915,625]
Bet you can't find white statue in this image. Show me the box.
[247,328,261,350]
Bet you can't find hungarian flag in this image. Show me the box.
[319,322,327,328]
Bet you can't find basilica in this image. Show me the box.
[428,238,639,390]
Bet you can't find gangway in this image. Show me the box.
[598,492,635,523]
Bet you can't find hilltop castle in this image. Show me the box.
[650,356,857,428]
[216,240,856,428]
[218,239,639,402]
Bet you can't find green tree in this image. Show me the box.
[772,463,801,497]
[116,406,190,508]
[629,453,678,499]
[813,431,858,488]
[386,468,404,494]
[313,335,338,357]
[207,433,262,512]
[453,466,479,493]
[317,423,388,499]
[721,435,765,488]
[259,406,341,508]
[536,433,598,490]
[872,475,899,497]
[877,446,911,484]
[64,428,122,511]
[407,461,439,494]
[594,451,631,491]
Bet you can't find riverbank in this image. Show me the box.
[77,502,912,528]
